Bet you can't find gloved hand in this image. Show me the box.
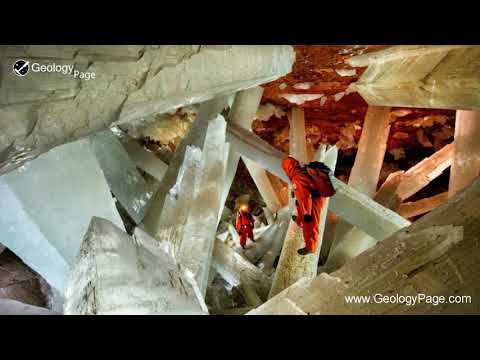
[303,214,313,223]
[307,161,332,174]
[292,215,297,222]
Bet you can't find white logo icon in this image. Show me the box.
[13,60,30,77]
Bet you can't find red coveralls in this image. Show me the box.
[281,157,336,253]
[235,208,254,249]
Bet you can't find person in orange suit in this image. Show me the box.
[281,156,336,255]
[235,204,255,249]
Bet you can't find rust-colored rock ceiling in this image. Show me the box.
[255,45,456,169]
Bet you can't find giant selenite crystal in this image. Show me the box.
[326,107,391,271]
[118,132,168,182]
[143,98,230,235]
[90,130,158,224]
[396,143,453,201]
[448,110,480,198]
[0,139,123,293]
[176,115,228,296]
[64,217,208,315]
[347,45,480,110]
[152,145,202,253]
[212,239,272,299]
[118,46,295,125]
[269,145,338,298]
[0,299,59,315]
[225,87,284,213]
[254,178,480,315]
[0,45,294,175]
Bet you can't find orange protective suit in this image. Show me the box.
[281,157,336,253]
[235,207,255,249]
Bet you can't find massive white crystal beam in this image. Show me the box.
[243,158,284,212]
[219,87,270,214]
[226,123,410,240]
[325,171,406,272]
[395,143,453,201]
[255,178,480,315]
[327,107,391,269]
[288,107,308,164]
[64,218,208,315]
[117,45,295,125]
[223,86,285,213]
[0,139,124,293]
[119,133,168,181]
[249,297,306,315]
[0,45,294,175]
[243,220,288,264]
[373,170,404,211]
[448,110,480,198]
[142,97,229,235]
[0,299,60,315]
[269,146,338,297]
[212,238,272,299]
[348,106,391,197]
[398,192,448,219]
[247,277,312,315]
[151,145,202,252]
[347,45,480,110]
[239,275,263,308]
[90,130,158,224]
[177,115,228,296]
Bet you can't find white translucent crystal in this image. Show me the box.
[119,133,168,181]
[327,107,391,269]
[0,139,123,293]
[212,238,272,299]
[448,110,480,198]
[255,103,286,121]
[288,107,308,163]
[219,87,264,216]
[396,143,453,201]
[243,158,284,212]
[64,217,208,315]
[0,299,59,315]
[143,97,229,235]
[280,93,323,105]
[119,45,295,125]
[154,145,202,253]
[244,218,289,264]
[247,277,312,315]
[335,68,357,77]
[293,82,313,90]
[90,130,158,224]
[177,115,228,296]
[398,192,448,219]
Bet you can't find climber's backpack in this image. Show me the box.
[306,161,337,197]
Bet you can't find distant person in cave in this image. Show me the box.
[235,203,255,250]
[281,156,336,255]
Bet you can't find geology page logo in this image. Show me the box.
[13,60,30,76]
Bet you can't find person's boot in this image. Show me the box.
[297,247,314,256]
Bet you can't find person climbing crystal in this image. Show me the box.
[235,203,255,249]
[281,156,336,255]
